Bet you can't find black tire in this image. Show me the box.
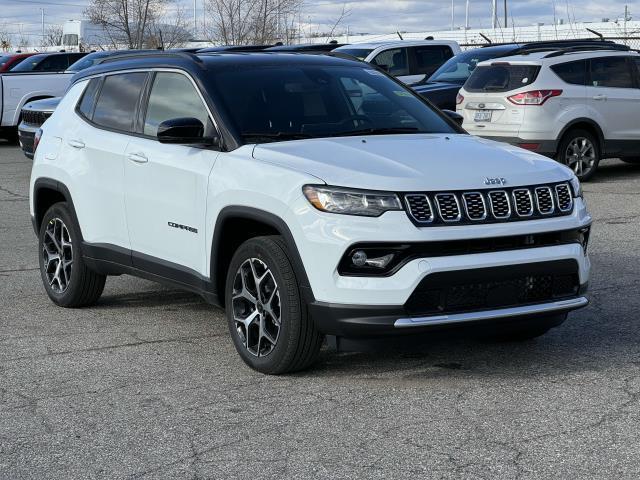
[38,202,106,307]
[225,235,323,374]
[555,129,600,181]
[487,313,567,342]
[620,157,640,164]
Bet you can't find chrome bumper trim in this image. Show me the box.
[394,296,588,328]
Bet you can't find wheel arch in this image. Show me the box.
[556,118,605,155]
[32,178,81,239]
[211,206,314,307]
[14,95,56,125]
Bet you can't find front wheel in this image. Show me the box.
[556,129,600,181]
[225,236,323,374]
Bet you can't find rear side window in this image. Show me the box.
[92,73,147,132]
[465,64,540,92]
[551,60,587,85]
[77,78,102,120]
[34,55,69,72]
[143,72,212,137]
[589,56,634,88]
[410,46,454,76]
[371,48,409,76]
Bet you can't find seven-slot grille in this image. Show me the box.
[404,182,574,226]
[21,110,52,126]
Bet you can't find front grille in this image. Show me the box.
[555,184,573,212]
[462,192,487,220]
[21,110,51,126]
[513,189,533,217]
[404,182,573,226]
[435,193,461,222]
[535,186,554,214]
[405,194,434,223]
[404,260,580,316]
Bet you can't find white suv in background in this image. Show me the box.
[457,43,640,180]
[30,52,591,374]
[334,40,461,85]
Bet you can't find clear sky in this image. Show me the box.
[0,0,635,43]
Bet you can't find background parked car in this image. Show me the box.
[334,40,461,85]
[9,51,86,73]
[0,52,36,72]
[264,42,345,52]
[198,45,273,53]
[413,39,624,111]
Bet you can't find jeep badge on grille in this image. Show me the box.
[484,177,507,186]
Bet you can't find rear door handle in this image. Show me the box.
[127,152,148,164]
[68,139,85,149]
[592,94,607,101]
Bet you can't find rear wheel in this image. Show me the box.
[38,202,106,307]
[225,236,323,374]
[487,313,567,342]
[556,129,600,181]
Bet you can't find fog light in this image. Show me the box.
[352,250,367,267]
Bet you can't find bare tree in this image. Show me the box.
[0,23,11,51]
[85,0,191,49]
[202,0,302,46]
[147,5,192,49]
[43,24,64,47]
[326,2,351,39]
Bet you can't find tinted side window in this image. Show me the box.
[143,72,212,137]
[411,46,454,76]
[590,57,634,88]
[371,48,409,76]
[551,60,587,85]
[93,73,147,132]
[633,57,640,79]
[34,55,68,72]
[77,78,102,120]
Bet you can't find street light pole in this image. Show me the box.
[41,8,45,48]
[504,0,507,29]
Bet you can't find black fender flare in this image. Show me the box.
[32,177,82,239]
[556,118,605,154]
[210,206,315,303]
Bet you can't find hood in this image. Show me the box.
[253,134,572,191]
[413,81,462,94]
[23,97,61,113]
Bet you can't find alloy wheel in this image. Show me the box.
[231,258,281,357]
[42,218,73,293]
[564,137,596,177]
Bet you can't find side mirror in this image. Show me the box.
[442,109,464,127]
[157,117,219,146]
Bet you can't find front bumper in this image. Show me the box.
[18,122,38,159]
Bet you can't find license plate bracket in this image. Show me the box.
[474,110,492,122]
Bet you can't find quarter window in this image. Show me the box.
[92,72,148,132]
[77,78,101,120]
[371,48,409,76]
[143,72,212,137]
[551,60,587,85]
[589,57,634,88]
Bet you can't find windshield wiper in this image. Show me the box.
[241,132,313,141]
[331,127,422,137]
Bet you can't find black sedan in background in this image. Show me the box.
[412,44,519,110]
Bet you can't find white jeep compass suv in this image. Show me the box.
[458,42,640,180]
[29,52,591,374]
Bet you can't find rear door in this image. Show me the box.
[460,63,540,135]
[123,70,219,276]
[405,45,455,85]
[587,55,639,143]
[64,73,148,248]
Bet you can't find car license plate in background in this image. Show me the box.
[474,110,492,122]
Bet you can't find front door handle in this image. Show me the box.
[68,139,85,149]
[127,152,148,164]
[592,94,607,101]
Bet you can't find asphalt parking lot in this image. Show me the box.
[1,141,640,479]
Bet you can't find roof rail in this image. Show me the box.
[513,39,623,55]
[543,43,630,58]
[97,51,203,65]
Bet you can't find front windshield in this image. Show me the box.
[67,52,111,72]
[10,54,47,71]
[209,64,457,143]
[333,47,374,60]
[428,49,505,84]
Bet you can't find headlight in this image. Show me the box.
[569,175,582,198]
[302,185,402,217]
